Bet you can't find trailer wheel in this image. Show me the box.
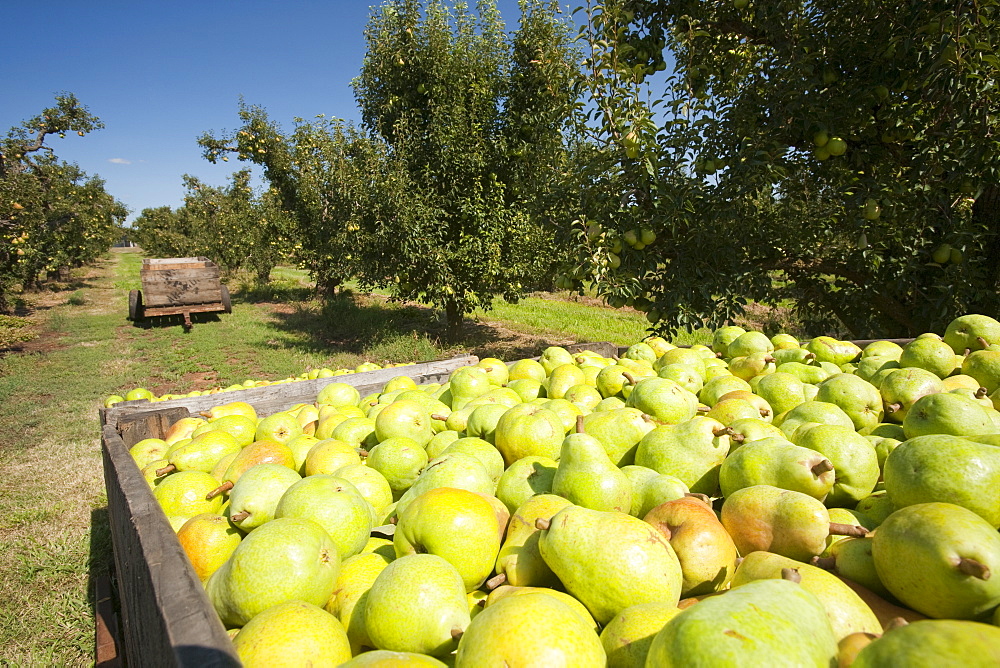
[220,285,232,314]
[128,290,144,321]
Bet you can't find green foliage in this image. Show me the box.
[0,94,125,312]
[573,0,1000,337]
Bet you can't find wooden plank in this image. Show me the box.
[142,303,226,318]
[117,407,190,448]
[95,573,122,668]
[104,355,479,422]
[567,341,619,358]
[143,258,212,269]
[142,267,221,280]
[102,423,240,667]
[143,281,225,307]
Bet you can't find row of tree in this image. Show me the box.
[0,94,127,313]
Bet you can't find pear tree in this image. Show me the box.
[572,0,1000,337]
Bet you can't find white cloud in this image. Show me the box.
[108,158,132,165]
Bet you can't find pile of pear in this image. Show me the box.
[104,360,415,407]
[129,313,1000,667]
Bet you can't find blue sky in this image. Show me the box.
[4,0,539,222]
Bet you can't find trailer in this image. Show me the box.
[128,257,231,331]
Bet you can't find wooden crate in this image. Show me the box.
[99,355,477,665]
[140,257,224,308]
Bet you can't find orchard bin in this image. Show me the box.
[97,343,615,666]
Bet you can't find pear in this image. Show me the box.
[154,470,223,519]
[732,551,882,641]
[442,437,505,484]
[537,505,683,624]
[339,651,447,666]
[792,424,879,507]
[580,407,656,466]
[164,417,207,445]
[855,490,896,527]
[201,400,257,422]
[141,458,171,489]
[646,578,838,667]
[393,452,494,517]
[331,416,378,450]
[366,436,428,500]
[899,336,959,378]
[543,398,584,433]
[623,342,657,363]
[485,584,598,630]
[718,437,835,501]
[564,383,604,411]
[463,404,508,444]
[494,494,572,588]
[772,346,817,365]
[776,400,855,438]
[129,437,169,469]
[776,361,830,384]
[206,517,340,627]
[630,473,689,518]
[883,434,1000,527]
[712,325,747,357]
[275,475,373,560]
[159,430,241,476]
[227,463,302,531]
[879,367,944,422]
[233,600,351,666]
[493,403,565,465]
[325,550,393,653]
[493,455,557,513]
[303,438,361,476]
[902,391,993,438]
[962,350,1000,394]
[706,397,763,425]
[815,373,884,431]
[394,487,501,591]
[853,619,1000,667]
[806,336,862,366]
[509,357,547,382]
[728,331,774,358]
[727,417,784,447]
[721,485,867,562]
[476,357,509,386]
[625,377,699,425]
[600,601,683,668]
[597,364,641,398]
[455,591,605,666]
[374,399,433,447]
[426,429,461,458]
[539,346,575,375]
[729,352,777,381]
[283,433,319,472]
[507,378,545,403]
[873,502,1000,619]
[634,416,732,496]
[821,537,893,600]
[698,375,751,406]
[644,495,738,597]
[176,513,241,582]
[254,411,303,445]
[363,553,470,657]
[314,411,349,439]
[856,355,900,382]
[206,439,296,499]
[944,313,1000,353]
[552,421,632,513]
[334,463,394,522]
[448,366,492,409]
[466,386,522,409]
[754,372,809,415]
[547,363,587,400]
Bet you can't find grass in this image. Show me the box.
[0,248,714,664]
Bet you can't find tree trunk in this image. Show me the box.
[256,264,273,284]
[445,299,463,343]
[973,184,1000,302]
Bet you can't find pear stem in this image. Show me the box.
[883,617,909,632]
[535,517,551,531]
[484,573,507,590]
[957,557,991,580]
[684,492,712,506]
[431,413,448,421]
[230,510,249,522]
[155,464,176,477]
[811,459,835,476]
[697,404,711,413]
[977,336,990,349]
[623,372,637,386]
[205,481,233,500]
[829,523,869,538]
[731,432,745,443]
[781,567,801,583]
[678,597,699,609]
[975,387,988,399]
[811,555,836,570]
[576,414,585,433]
[451,627,464,641]
[199,411,213,418]
[712,426,734,437]
[759,408,770,417]
[805,352,816,360]
[764,356,776,364]
[734,557,744,568]
[356,448,369,457]
[885,402,902,414]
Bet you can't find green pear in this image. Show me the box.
[823,537,893,600]
[728,417,785,447]
[176,513,242,582]
[507,378,545,402]
[493,403,564,466]
[630,473,689,518]
[634,416,732,496]
[879,367,945,422]
[283,433,320,472]
[509,357,547,383]
[727,331,774,358]
[543,398,584,433]
[363,553,470,656]
[153,470,223,519]
[776,400,855,438]
[426,429,462,459]
[596,364,639,399]
[712,325,747,357]
[646,578,838,667]
[537,505,683,625]
[394,487,501,591]
[815,373,884,431]
[873,502,1000,619]
[227,463,302,531]
[944,313,1000,353]
[552,427,632,513]
[706,397,762,425]
[465,386,522,409]
[806,336,862,366]
[442,437,504,483]
[856,355,900,382]
[366,436,428,500]
[129,437,169,469]
[719,437,835,500]
[493,455,557,513]
[302,438,359,477]
[448,366,493,410]
[331,416,378,450]
[455,591,605,666]
[732,551,881,641]
[547,363,587,400]
[463,404,508,445]
[316,381,361,408]
[600,601,683,668]
[374,399,433,447]
[233,600,351,666]
[564,383,604,412]
[962,350,1000,394]
[334,463,393,522]
[771,333,800,349]
[883,434,1000,527]
[254,411,303,445]
[197,414,258,447]
[721,485,858,562]
[623,342,657,363]
[340,651,447,666]
[754,372,809,415]
[791,424,879,507]
[772,346,816,365]
[855,490,895,527]
[581,407,656,466]
[902,391,993,438]
[393,452,494,517]
[539,346,575,375]
[643,496,738,596]
[162,430,241,475]
[275,475,373,560]
[853,619,1000,667]
[862,340,904,360]
[698,375,752,406]
[625,377,699,425]
[776,361,830,384]
[476,357,509,386]
[494,493,573,588]
[899,336,959,378]
[206,517,339,627]
[325,550,393,653]
[729,352,777,381]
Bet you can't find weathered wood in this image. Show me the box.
[566,341,619,358]
[102,422,240,667]
[141,267,221,281]
[95,573,122,668]
[116,407,190,448]
[143,257,213,269]
[143,279,225,307]
[103,355,479,423]
[142,303,229,318]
